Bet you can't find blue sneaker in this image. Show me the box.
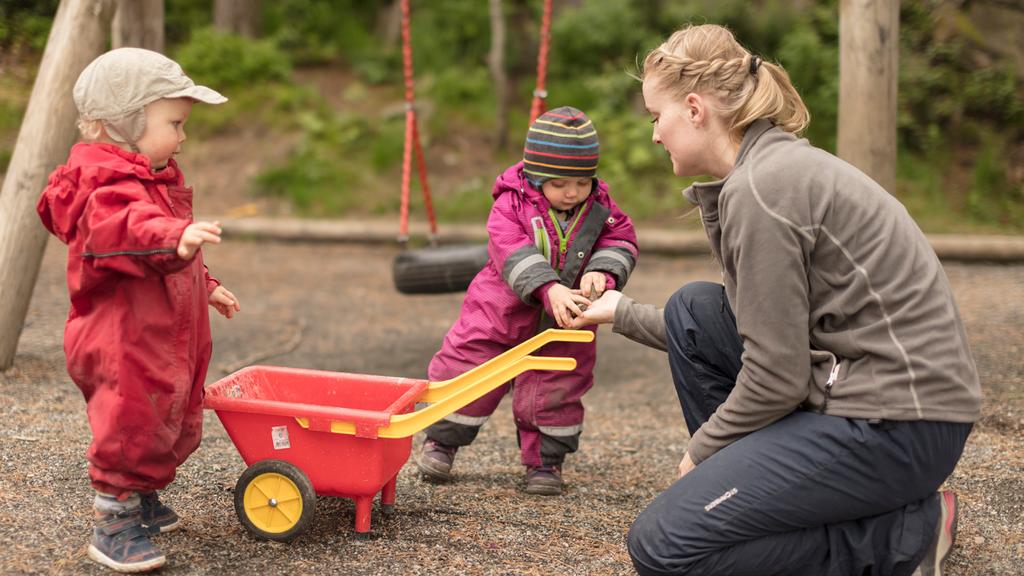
[88,507,166,573]
[140,492,180,534]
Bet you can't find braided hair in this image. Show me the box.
[642,24,809,142]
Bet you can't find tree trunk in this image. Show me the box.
[488,0,509,149]
[837,0,899,194]
[378,0,402,50]
[214,0,260,38]
[0,0,116,370]
[112,0,164,52]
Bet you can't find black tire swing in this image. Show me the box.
[391,0,554,294]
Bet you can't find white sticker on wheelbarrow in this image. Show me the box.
[271,426,291,450]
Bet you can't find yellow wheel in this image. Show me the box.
[233,460,316,542]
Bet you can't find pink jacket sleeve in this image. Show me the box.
[583,193,639,288]
[488,191,559,304]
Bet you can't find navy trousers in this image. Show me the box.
[627,282,973,576]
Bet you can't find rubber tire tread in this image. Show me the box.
[392,244,489,294]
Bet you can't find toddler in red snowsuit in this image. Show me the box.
[36,48,238,574]
[415,107,638,495]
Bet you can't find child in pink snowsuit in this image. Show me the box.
[416,106,638,495]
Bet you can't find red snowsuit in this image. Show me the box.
[427,162,638,467]
[37,142,217,497]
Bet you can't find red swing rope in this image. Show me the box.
[398,0,438,244]
[529,0,554,125]
[398,0,554,242]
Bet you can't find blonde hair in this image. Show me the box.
[76,109,146,145]
[642,24,809,142]
[77,117,106,142]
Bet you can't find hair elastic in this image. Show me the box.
[749,56,762,75]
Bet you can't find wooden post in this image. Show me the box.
[214,0,260,38]
[488,0,509,149]
[0,0,116,370]
[838,0,900,193]
[112,0,164,52]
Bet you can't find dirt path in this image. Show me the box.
[2,239,1021,575]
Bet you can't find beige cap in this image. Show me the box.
[73,47,227,142]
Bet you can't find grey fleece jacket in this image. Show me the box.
[614,119,981,465]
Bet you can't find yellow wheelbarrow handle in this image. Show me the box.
[305,329,594,438]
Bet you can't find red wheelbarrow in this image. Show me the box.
[204,328,593,541]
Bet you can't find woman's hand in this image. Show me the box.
[177,221,222,260]
[568,289,622,328]
[547,284,590,328]
[209,285,240,318]
[678,452,696,479]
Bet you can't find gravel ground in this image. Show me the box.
[2,239,1021,575]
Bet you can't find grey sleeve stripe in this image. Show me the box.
[507,253,550,290]
[589,248,634,272]
[443,413,490,426]
[538,424,583,436]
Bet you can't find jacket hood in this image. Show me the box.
[492,161,611,207]
[37,142,180,243]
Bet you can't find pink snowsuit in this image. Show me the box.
[427,162,638,467]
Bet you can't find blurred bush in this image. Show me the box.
[174,27,290,87]
[0,0,1018,230]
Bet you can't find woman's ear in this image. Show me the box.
[684,92,706,127]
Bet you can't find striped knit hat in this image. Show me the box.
[523,106,599,187]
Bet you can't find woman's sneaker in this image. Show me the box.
[913,490,959,576]
[525,465,563,496]
[88,508,166,573]
[139,491,180,534]
[416,439,458,483]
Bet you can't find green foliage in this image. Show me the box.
[424,65,496,136]
[255,108,405,216]
[968,135,1023,228]
[3,0,1018,231]
[261,0,382,66]
[165,0,213,45]
[0,100,25,132]
[550,0,649,76]
[0,0,57,52]
[174,27,291,88]
[775,27,839,151]
[407,0,491,72]
[434,176,496,222]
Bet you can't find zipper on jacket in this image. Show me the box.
[820,360,841,413]
[547,206,585,270]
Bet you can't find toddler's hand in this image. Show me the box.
[579,271,607,300]
[209,285,240,318]
[546,283,590,328]
[177,221,222,260]
[569,290,622,329]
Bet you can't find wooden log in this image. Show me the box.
[0,0,116,369]
[838,0,900,194]
[112,0,164,52]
